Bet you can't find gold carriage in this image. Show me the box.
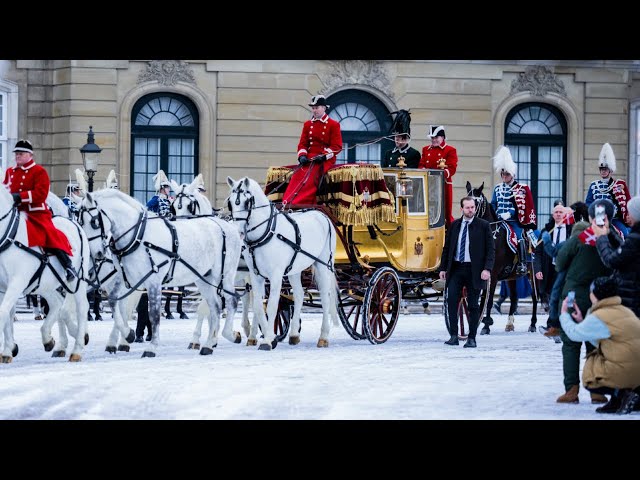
[263,161,448,344]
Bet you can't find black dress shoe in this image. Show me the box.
[146,333,152,341]
[464,338,477,348]
[444,335,459,346]
[165,312,174,319]
[596,395,622,413]
[134,336,144,343]
[65,267,77,282]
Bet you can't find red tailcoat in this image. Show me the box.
[419,142,458,227]
[3,159,72,254]
[283,114,343,205]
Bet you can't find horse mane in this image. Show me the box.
[90,188,144,210]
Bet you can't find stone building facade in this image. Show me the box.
[1,59,639,221]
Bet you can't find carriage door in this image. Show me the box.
[130,93,199,205]
[326,90,393,165]
[504,103,567,229]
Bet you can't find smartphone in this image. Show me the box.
[595,205,606,227]
[566,291,576,308]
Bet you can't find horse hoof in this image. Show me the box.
[141,351,156,358]
[234,332,241,344]
[84,333,90,346]
[246,338,258,346]
[258,343,272,351]
[289,336,300,345]
[480,326,490,335]
[11,344,18,358]
[483,318,494,327]
[43,338,55,352]
[69,354,82,362]
[125,329,136,343]
[1,355,13,363]
[317,339,329,348]
[52,350,66,358]
[199,347,214,355]
[505,324,515,332]
[117,345,130,352]
[105,346,117,354]
[527,325,536,333]
[188,342,200,350]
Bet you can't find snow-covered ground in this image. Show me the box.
[2,300,638,420]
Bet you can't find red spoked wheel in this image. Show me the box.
[362,267,401,344]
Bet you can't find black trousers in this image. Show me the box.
[164,286,184,314]
[444,262,482,339]
[135,293,152,337]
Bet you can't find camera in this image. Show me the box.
[595,204,606,227]
[566,291,576,309]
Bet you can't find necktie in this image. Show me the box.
[554,226,562,245]
[458,221,468,262]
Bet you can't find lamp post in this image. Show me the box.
[79,126,102,192]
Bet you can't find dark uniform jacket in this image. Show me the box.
[381,145,421,168]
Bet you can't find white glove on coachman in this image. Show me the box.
[500,212,511,220]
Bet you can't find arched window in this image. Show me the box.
[326,90,393,165]
[130,93,199,204]
[505,103,567,227]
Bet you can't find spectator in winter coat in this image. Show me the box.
[553,201,617,405]
[593,195,640,318]
[559,276,640,414]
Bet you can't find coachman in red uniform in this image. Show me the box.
[282,95,343,205]
[418,125,458,228]
[3,140,77,281]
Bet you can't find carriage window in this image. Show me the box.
[428,171,445,228]
[406,176,426,214]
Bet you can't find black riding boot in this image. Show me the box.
[515,239,528,276]
[48,248,77,281]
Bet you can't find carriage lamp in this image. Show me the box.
[395,155,413,198]
[80,126,102,192]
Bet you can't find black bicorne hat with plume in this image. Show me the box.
[389,109,412,139]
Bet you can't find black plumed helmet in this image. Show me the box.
[389,109,412,139]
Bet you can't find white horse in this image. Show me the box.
[0,174,91,362]
[171,176,252,348]
[71,173,141,354]
[79,188,242,356]
[226,176,338,350]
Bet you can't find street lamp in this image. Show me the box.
[79,126,102,192]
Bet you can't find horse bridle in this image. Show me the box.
[467,188,488,219]
[174,189,200,216]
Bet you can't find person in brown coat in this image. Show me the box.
[559,276,640,414]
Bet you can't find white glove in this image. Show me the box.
[500,212,511,220]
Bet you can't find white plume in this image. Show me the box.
[153,170,169,191]
[598,143,616,173]
[493,145,517,177]
[75,168,88,193]
[105,169,118,189]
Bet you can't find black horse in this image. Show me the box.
[466,181,540,334]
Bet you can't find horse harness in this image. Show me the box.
[79,205,240,303]
[229,188,334,281]
[0,206,84,295]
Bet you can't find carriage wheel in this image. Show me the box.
[457,287,469,340]
[337,287,368,340]
[262,284,292,343]
[457,282,490,339]
[273,295,293,343]
[362,267,401,344]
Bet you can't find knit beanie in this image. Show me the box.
[627,195,640,221]
[590,276,618,300]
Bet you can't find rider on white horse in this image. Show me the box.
[3,140,77,282]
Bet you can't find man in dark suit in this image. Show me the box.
[439,196,495,347]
